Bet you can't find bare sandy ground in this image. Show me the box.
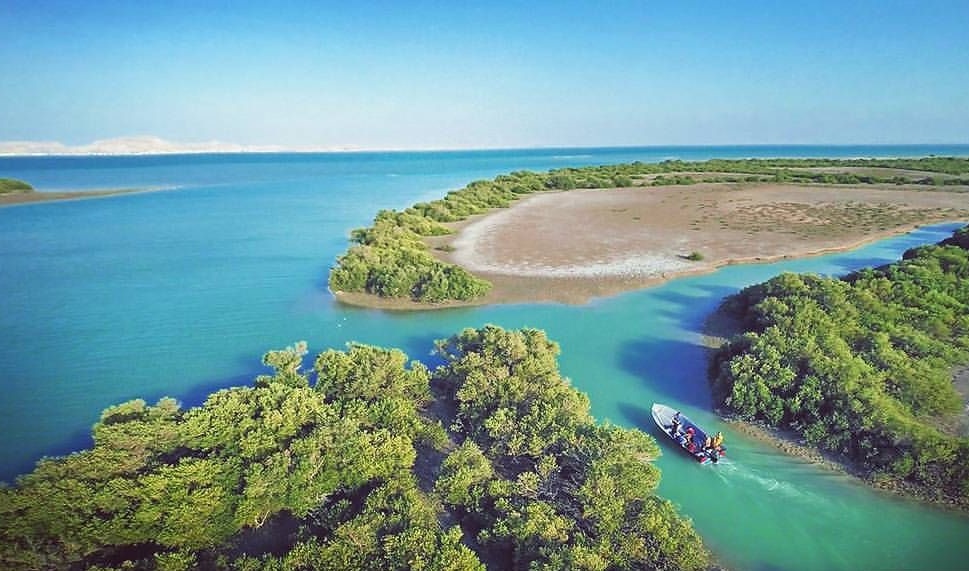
[427,182,969,305]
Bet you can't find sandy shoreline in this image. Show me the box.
[415,182,969,306]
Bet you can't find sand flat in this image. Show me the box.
[429,182,969,305]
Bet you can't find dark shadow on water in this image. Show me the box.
[157,354,270,409]
[1,427,94,484]
[617,337,715,411]
[400,332,452,370]
[647,283,738,307]
[0,362,267,484]
[750,563,789,571]
[644,283,740,336]
[617,402,655,432]
[828,257,894,277]
[173,372,261,410]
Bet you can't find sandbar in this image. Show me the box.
[0,188,149,208]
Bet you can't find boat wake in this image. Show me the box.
[713,461,813,501]
[551,154,594,160]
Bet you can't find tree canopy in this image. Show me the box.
[0,326,708,570]
[712,225,969,505]
[0,178,33,194]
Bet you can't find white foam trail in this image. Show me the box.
[717,461,813,501]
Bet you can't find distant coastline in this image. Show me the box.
[2,138,969,157]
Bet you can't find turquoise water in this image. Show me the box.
[2,146,968,570]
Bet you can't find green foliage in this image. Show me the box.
[650,174,699,186]
[255,341,309,387]
[545,173,577,190]
[315,343,430,405]
[0,342,433,570]
[0,178,33,194]
[712,226,969,504]
[433,325,709,570]
[685,251,704,261]
[435,440,494,508]
[280,477,483,571]
[0,328,709,570]
[315,343,433,439]
[329,242,491,302]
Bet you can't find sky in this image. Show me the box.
[1,0,967,149]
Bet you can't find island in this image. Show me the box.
[328,158,969,308]
[0,326,709,571]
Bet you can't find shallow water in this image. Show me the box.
[1,147,968,570]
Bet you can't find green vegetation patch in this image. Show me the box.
[711,225,969,505]
[0,326,709,571]
[329,157,969,305]
[0,178,34,194]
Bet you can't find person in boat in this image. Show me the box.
[684,426,696,452]
[712,431,724,450]
[703,435,713,451]
[670,411,682,436]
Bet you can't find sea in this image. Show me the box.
[1,145,968,571]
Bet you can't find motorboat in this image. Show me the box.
[651,403,725,464]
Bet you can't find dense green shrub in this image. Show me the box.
[0,178,33,194]
[0,327,708,570]
[329,243,491,302]
[433,326,709,570]
[712,226,969,504]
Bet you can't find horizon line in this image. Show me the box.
[2,141,969,158]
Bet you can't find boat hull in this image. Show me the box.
[651,403,725,464]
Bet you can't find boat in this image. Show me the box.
[651,403,725,464]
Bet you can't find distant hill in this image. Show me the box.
[0,136,353,156]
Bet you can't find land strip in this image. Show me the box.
[0,187,149,208]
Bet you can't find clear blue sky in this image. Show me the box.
[2,0,967,149]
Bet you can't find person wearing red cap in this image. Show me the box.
[685,426,696,452]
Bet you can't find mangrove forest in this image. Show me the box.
[711,225,969,506]
[0,326,708,571]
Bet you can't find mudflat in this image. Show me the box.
[427,181,969,304]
